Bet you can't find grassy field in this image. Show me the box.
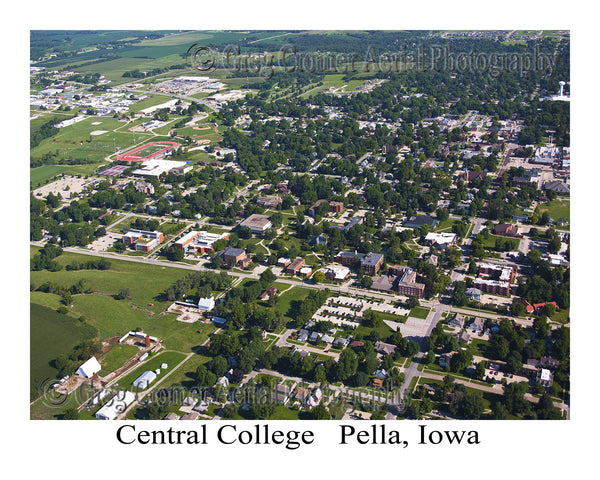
[409,307,431,319]
[115,350,188,391]
[365,309,408,324]
[355,320,395,340]
[539,198,570,223]
[156,352,212,390]
[30,246,219,351]
[30,303,97,400]
[273,286,314,323]
[30,115,155,165]
[97,344,140,376]
[479,234,520,250]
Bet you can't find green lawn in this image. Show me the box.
[355,321,395,340]
[115,351,188,391]
[479,234,520,250]
[156,352,212,390]
[272,286,314,323]
[97,344,140,376]
[366,309,408,324]
[269,404,301,420]
[539,198,570,223]
[30,115,156,165]
[409,307,431,319]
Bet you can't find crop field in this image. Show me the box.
[30,303,97,400]
[57,55,189,83]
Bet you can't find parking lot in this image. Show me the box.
[312,296,413,329]
[33,175,99,199]
[87,233,121,252]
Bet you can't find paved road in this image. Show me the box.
[395,306,444,407]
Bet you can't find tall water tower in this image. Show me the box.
[559,81,566,97]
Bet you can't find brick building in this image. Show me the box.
[286,257,305,275]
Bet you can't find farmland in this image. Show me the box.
[30,303,97,400]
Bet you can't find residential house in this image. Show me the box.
[465,287,482,300]
[374,340,397,356]
[466,317,484,334]
[297,329,310,342]
[259,286,278,301]
[448,313,465,329]
[493,223,519,237]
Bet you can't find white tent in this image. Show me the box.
[132,370,157,389]
[95,391,136,420]
[75,356,102,378]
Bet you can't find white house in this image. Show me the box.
[75,356,102,378]
[197,296,216,312]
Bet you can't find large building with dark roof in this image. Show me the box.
[403,215,439,229]
[335,251,384,275]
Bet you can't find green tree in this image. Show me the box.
[335,348,358,382]
[313,271,326,283]
[62,408,80,420]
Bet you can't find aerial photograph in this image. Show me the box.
[29,29,570,421]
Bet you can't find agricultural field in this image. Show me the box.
[30,303,97,400]
[30,246,218,351]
